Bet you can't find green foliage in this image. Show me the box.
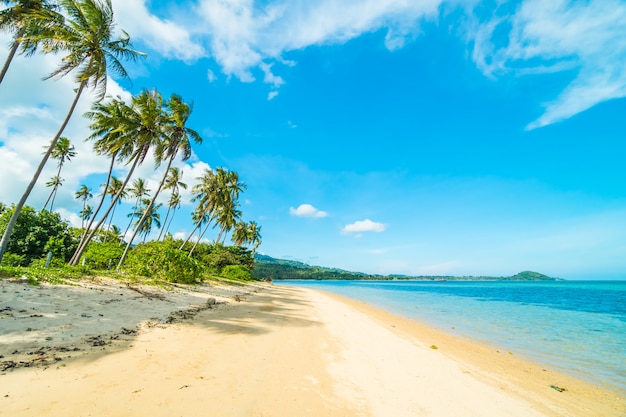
[0,253,27,267]
[0,206,77,263]
[221,264,252,281]
[0,265,89,285]
[82,242,123,270]
[123,241,203,284]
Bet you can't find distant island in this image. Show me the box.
[252,254,559,281]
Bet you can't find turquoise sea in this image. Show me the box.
[280,280,626,395]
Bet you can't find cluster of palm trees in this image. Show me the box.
[0,0,262,267]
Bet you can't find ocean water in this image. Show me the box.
[280,280,626,394]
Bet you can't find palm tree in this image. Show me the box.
[180,168,217,251]
[41,136,76,211]
[0,0,58,84]
[41,175,64,211]
[102,176,125,242]
[213,169,246,243]
[158,167,186,241]
[69,97,134,264]
[0,0,145,264]
[133,198,161,242]
[232,220,262,253]
[78,203,92,240]
[121,177,150,244]
[74,184,92,215]
[160,191,181,240]
[118,93,202,269]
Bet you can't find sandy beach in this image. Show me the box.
[1,278,624,417]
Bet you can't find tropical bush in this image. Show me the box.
[221,264,252,281]
[123,240,203,284]
[82,242,124,270]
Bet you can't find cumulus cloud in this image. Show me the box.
[290,204,329,218]
[343,219,386,233]
[467,0,626,129]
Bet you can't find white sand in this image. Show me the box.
[1,279,624,417]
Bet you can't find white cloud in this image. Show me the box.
[113,0,205,61]
[290,203,329,218]
[343,219,386,233]
[267,91,279,100]
[467,0,626,129]
[207,69,217,82]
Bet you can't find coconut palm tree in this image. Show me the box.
[74,184,92,214]
[0,0,145,264]
[118,93,202,269]
[213,169,246,243]
[232,220,262,253]
[102,176,125,242]
[121,177,150,244]
[158,167,186,241]
[133,198,161,243]
[69,97,135,264]
[78,203,92,228]
[160,191,181,240]
[41,175,64,211]
[41,136,76,211]
[0,0,58,84]
[180,168,217,251]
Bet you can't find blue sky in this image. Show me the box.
[1,0,625,279]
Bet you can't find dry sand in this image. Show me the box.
[1,278,624,417]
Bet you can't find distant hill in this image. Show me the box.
[252,254,559,281]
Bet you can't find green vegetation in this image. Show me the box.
[0,204,258,285]
[252,254,559,281]
[0,1,262,282]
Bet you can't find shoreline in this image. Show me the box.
[1,279,624,416]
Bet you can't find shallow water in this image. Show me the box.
[281,279,626,394]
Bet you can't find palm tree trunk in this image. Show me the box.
[103,202,117,243]
[69,154,116,264]
[120,198,140,246]
[179,205,211,251]
[69,156,140,266]
[0,30,23,86]
[117,157,174,269]
[189,218,213,256]
[42,188,54,211]
[0,81,86,264]
[49,184,59,211]
[163,206,178,238]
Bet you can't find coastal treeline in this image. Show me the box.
[253,255,556,281]
[0,0,261,282]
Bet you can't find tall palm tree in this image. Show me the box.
[41,175,63,211]
[121,177,150,244]
[78,203,92,240]
[41,136,76,211]
[69,97,134,264]
[0,0,58,84]
[160,191,181,240]
[180,168,217,251]
[0,0,145,264]
[158,167,186,241]
[213,169,246,243]
[133,198,161,243]
[232,221,262,251]
[118,93,202,269]
[70,91,163,265]
[102,176,125,242]
[74,184,92,215]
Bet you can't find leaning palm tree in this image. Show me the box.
[117,93,202,269]
[69,97,135,264]
[121,177,150,244]
[102,176,125,242]
[133,198,161,243]
[0,0,145,264]
[160,191,181,240]
[180,168,217,250]
[41,136,76,211]
[158,167,186,241]
[0,0,58,84]
[41,175,64,211]
[232,220,262,253]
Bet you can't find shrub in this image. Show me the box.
[221,264,253,281]
[0,253,27,267]
[82,242,124,270]
[123,241,203,284]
